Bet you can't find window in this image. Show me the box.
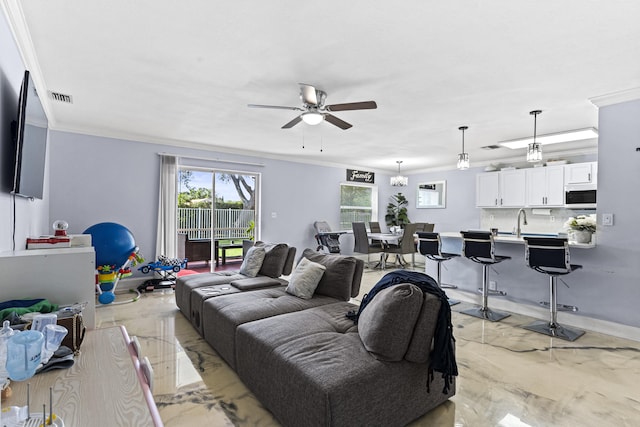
[340,183,378,230]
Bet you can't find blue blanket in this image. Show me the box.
[347,270,458,393]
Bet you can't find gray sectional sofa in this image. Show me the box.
[175,241,297,330]
[177,247,456,426]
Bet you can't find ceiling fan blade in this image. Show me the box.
[299,83,318,106]
[324,114,352,130]
[248,104,303,111]
[281,116,303,129]
[326,101,377,112]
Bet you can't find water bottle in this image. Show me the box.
[0,320,16,388]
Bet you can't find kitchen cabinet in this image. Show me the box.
[476,172,500,207]
[565,162,597,185]
[476,169,526,207]
[526,165,565,207]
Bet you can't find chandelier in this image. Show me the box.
[390,160,408,187]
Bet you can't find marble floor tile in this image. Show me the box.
[97,268,640,427]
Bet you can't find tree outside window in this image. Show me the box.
[340,183,378,230]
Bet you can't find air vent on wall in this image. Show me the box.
[49,91,73,104]
[481,144,501,150]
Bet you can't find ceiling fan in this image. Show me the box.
[248,83,377,130]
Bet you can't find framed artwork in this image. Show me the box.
[416,181,446,209]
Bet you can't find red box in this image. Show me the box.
[27,236,72,249]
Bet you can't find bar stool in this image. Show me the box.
[417,232,460,305]
[460,231,511,321]
[522,237,584,341]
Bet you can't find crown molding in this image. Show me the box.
[589,87,640,108]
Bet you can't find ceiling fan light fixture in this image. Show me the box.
[390,160,408,187]
[526,110,543,163]
[457,126,470,170]
[301,111,324,125]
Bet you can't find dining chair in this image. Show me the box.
[368,221,384,247]
[352,222,385,268]
[385,223,420,268]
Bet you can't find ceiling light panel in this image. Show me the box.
[499,128,598,149]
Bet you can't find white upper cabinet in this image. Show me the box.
[526,165,565,207]
[476,172,500,207]
[500,169,526,207]
[476,170,526,207]
[477,162,596,208]
[565,162,597,185]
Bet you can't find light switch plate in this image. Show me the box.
[602,213,614,226]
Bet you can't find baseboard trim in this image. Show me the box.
[446,289,640,343]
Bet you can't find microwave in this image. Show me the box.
[565,184,597,208]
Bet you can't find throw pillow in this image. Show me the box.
[285,257,326,299]
[239,246,266,277]
[300,248,359,301]
[357,284,424,362]
[256,242,289,278]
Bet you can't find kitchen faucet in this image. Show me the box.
[516,208,528,238]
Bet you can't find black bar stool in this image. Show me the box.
[460,231,511,321]
[523,237,584,341]
[417,232,460,306]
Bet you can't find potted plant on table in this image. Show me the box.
[385,193,410,231]
[564,215,596,243]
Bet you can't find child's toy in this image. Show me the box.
[137,256,187,293]
[95,248,141,304]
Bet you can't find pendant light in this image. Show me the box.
[390,160,408,187]
[527,110,543,162]
[457,126,470,170]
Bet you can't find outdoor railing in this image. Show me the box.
[178,208,254,240]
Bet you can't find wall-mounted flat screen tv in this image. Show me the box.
[12,70,48,200]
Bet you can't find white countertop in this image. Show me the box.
[439,231,596,248]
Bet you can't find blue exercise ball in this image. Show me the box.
[84,222,136,268]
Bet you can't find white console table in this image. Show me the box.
[0,247,96,329]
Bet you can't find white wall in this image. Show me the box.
[47,130,382,269]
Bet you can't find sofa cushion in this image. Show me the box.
[201,287,340,368]
[285,257,326,299]
[358,284,424,361]
[404,292,442,363]
[239,245,266,277]
[235,301,455,427]
[281,246,297,276]
[300,249,360,301]
[175,271,244,320]
[230,276,286,291]
[256,242,289,278]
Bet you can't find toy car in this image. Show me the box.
[138,257,187,274]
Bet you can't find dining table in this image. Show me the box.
[367,232,404,269]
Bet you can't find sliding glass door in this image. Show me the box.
[177,167,258,271]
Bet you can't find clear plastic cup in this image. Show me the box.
[42,324,68,364]
[5,330,44,381]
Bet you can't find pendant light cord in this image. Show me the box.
[530,110,542,144]
[458,126,468,152]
